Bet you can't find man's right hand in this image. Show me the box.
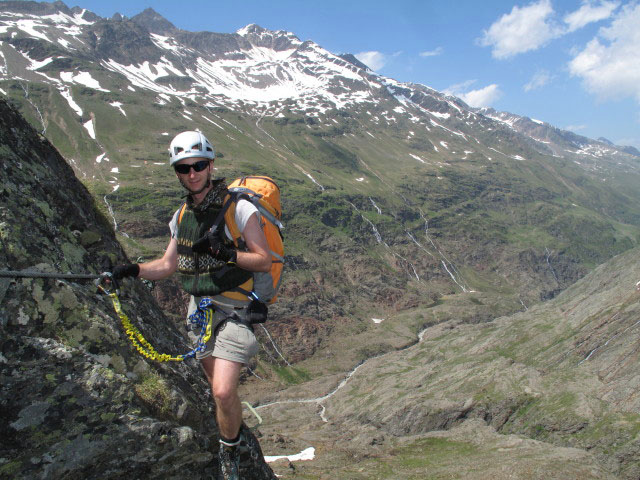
[112,263,140,280]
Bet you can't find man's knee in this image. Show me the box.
[213,383,238,408]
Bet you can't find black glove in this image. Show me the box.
[112,263,140,281]
[192,231,237,264]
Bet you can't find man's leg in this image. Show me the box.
[213,357,243,438]
[200,356,244,438]
[201,356,244,480]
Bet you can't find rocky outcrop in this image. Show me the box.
[0,98,275,479]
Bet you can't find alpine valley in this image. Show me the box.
[1,1,639,479]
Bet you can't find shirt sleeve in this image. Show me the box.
[169,206,182,239]
[224,199,258,239]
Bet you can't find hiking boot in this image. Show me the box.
[236,424,276,479]
[218,442,239,480]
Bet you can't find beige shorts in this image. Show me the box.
[186,296,259,364]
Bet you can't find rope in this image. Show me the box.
[0,270,99,280]
[1,269,219,363]
[97,285,218,362]
[102,288,184,362]
[242,401,263,427]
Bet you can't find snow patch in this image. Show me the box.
[372,318,385,324]
[16,19,50,42]
[265,446,316,464]
[429,111,450,120]
[83,119,95,139]
[61,71,108,91]
[27,56,56,71]
[110,102,126,116]
[202,116,224,129]
[58,87,82,116]
[150,33,181,53]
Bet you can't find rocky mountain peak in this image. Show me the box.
[236,23,265,35]
[236,23,302,51]
[0,0,67,15]
[84,15,165,64]
[338,53,370,71]
[131,7,177,35]
[69,5,99,22]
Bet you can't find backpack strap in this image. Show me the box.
[210,195,235,236]
[223,192,243,248]
[177,202,187,225]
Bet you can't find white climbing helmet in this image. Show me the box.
[168,131,215,166]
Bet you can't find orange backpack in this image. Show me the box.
[223,176,284,304]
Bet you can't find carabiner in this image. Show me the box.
[95,272,120,295]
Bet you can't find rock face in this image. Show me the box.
[0,97,275,479]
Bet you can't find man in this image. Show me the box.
[112,130,271,479]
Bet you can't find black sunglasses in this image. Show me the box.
[174,160,210,174]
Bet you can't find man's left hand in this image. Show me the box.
[192,231,237,264]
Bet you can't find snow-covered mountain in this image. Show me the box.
[1,0,637,162]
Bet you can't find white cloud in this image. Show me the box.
[479,0,562,59]
[524,70,553,92]
[564,0,619,32]
[419,47,443,57]
[568,2,640,103]
[565,124,587,131]
[480,0,621,59]
[459,84,502,107]
[446,79,476,93]
[355,51,387,71]
[446,81,502,108]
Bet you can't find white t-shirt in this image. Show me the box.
[169,199,258,241]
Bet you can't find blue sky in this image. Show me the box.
[54,0,640,149]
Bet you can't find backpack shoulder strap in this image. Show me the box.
[177,202,187,225]
[210,194,235,236]
[223,192,242,246]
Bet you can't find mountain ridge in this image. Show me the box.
[1,0,637,157]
